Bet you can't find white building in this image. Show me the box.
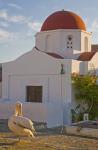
[0,10,98,127]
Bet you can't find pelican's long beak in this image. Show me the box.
[18,104,22,116]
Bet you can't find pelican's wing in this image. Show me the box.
[12,116,35,132]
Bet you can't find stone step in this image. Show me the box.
[0,119,47,132]
[0,119,10,132]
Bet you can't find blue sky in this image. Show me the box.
[0,0,98,62]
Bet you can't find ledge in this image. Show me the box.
[65,121,98,138]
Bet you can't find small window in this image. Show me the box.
[26,86,42,103]
[66,35,73,49]
[68,36,72,41]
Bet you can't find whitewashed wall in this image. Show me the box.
[81,31,92,52]
[2,49,61,99]
[88,52,98,75]
[36,29,81,53]
[0,102,63,127]
[36,29,91,57]
[2,48,72,126]
[72,60,80,73]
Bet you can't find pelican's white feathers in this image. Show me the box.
[8,102,35,138]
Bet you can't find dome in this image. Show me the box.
[41,10,86,31]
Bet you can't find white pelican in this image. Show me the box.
[8,101,35,139]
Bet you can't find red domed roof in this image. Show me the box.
[41,10,86,31]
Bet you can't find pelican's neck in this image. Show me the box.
[14,103,22,116]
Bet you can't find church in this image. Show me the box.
[0,10,98,127]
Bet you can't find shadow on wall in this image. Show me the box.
[88,68,98,76]
[79,62,88,75]
[79,62,98,76]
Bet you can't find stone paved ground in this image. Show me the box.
[0,119,98,150]
[0,133,98,150]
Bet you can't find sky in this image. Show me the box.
[0,0,98,62]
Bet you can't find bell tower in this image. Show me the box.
[35,10,92,58]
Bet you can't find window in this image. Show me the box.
[84,37,88,52]
[45,35,51,51]
[66,35,73,49]
[26,86,42,103]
